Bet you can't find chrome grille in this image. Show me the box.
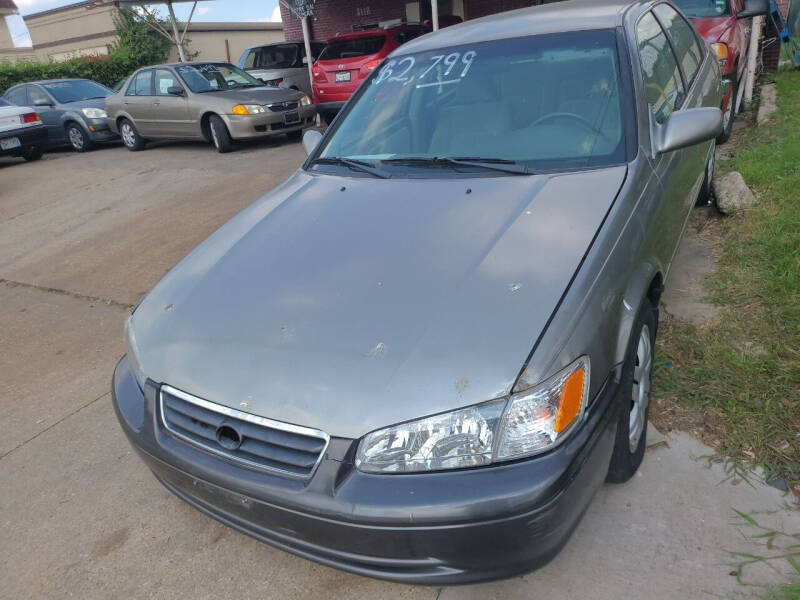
[159,385,329,479]
[267,101,299,112]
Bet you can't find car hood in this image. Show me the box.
[131,166,626,438]
[691,16,733,42]
[62,97,108,110]
[199,87,304,104]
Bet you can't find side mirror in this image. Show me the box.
[737,0,768,18]
[302,129,323,156]
[654,107,722,155]
[33,98,53,107]
[167,86,185,96]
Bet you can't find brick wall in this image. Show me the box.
[281,0,541,42]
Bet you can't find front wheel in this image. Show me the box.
[606,299,657,483]
[120,119,145,151]
[716,79,737,144]
[209,115,233,153]
[66,123,92,152]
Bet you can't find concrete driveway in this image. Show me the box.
[1,142,797,599]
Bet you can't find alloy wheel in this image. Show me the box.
[121,123,136,148]
[68,127,84,151]
[629,325,652,453]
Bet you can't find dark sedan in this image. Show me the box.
[3,79,117,152]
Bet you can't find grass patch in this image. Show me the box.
[651,71,800,493]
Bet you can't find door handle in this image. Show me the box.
[153,101,160,106]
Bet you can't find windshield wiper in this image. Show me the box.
[309,157,391,179]
[382,156,532,175]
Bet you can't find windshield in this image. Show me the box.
[175,63,262,93]
[42,80,110,103]
[318,35,386,61]
[245,44,299,69]
[672,0,731,17]
[314,30,626,174]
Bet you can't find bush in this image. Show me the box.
[0,55,135,93]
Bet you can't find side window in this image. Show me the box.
[312,43,325,60]
[127,70,153,96]
[243,49,258,69]
[653,4,703,85]
[155,69,181,95]
[27,85,50,105]
[5,86,27,105]
[636,12,686,124]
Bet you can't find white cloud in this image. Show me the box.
[195,6,209,16]
[254,4,281,22]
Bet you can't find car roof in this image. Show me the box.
[396,0,644,55]
[145,61,235,69]
[327,23,422,42]
[11,78,93,87]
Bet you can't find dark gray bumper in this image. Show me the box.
[113,355,619,585]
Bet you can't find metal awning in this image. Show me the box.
[113,0,213,62]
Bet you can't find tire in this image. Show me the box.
[716,78,737,144]
[66,123,92,152]
[286,129,303,142]
[695,141,715,206]
[120,119,145,151]
[606,299,657,483]
[22,146,43,161]
[209,115,233,153]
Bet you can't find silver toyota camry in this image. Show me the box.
[113,0,722,584]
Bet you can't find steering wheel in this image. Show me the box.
[530,112,611,140]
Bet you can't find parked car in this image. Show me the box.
[105,62,317,153]
[672,0,767,142]
[3,79,117,152]
[113,0,722,584]
[238,41,326,95]
[0,98,46,161]
[312,22,430,123]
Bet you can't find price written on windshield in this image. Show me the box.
[373,51,477,88]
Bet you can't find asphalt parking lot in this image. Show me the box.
[2,140,798,599]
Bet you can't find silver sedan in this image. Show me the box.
[114,0,722,584]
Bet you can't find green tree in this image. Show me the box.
[107,8,174,69]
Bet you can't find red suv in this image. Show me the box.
[672,0,766,142]
[312,23,430,123]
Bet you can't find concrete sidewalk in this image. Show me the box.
[1,143,797,599]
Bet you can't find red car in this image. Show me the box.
[673,0,766,142]
[312,23,430,124]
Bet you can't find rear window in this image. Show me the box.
[319,35,386,60]
[246,43,300,69]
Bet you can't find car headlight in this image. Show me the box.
[711,43,729,75]
[300,94,312,106]
[81,107,107,119]
[232,104,266,115]
[355,357,590,473]
[124,316,146,390]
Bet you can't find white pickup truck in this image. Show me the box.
[0,99,46,162]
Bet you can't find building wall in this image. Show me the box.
[25,0,115,62]
[1,14,15,49]
[167,24,283,63]
[280,0,539,41]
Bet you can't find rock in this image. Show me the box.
[757,83,777,125]
[713,171,757,214]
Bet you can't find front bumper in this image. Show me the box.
[224,105,317,140]
[84,118,118,142]
[0,124,46,155]
[113,355,619,585]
